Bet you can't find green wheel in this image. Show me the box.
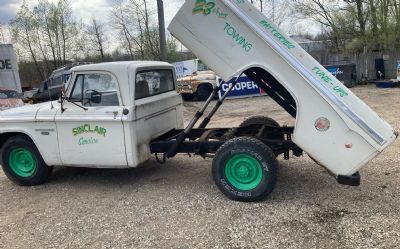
[212,137,278,202]
[1,135,52,186]
[224,153,263,191]
[9,148,37,177]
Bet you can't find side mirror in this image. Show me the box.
[90,90,102,104]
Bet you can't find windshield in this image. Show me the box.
[197,60,209,71]
[0,89,21,99]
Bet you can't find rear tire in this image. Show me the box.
[239,116,283,140]
[212,137,278,202]
[240,116,280,128]
[1,136,52,186]
[196,84,213,101]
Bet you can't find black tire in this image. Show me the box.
[182,93,195,101]
[345,80,356,88]
[240,116,280,127]
[196,84,213,101]
[1,136,52,186]
[212,137,278,202]
[239,116,283,140]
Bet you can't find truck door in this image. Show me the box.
[55,72,127,166]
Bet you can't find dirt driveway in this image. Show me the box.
[0,85,399,249]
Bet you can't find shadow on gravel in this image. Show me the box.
[10,155,354,203]
[270,159,352,202]
[49,159,169,186]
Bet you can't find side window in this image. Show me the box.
[63,74,71,84]
[135,70,174,100]
[71,75,83,100]
[43,81,48,91]
[197,60,209,71]
[69,73,119,106]
[51,76,63,87]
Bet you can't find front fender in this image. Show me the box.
[0,124,61,166]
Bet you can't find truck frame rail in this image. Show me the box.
[150,124,301,158]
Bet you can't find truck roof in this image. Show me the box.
[70,61,173,72]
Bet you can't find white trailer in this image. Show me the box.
[0,44,22,93]
[173,59,198,78]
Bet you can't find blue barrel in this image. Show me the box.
[375,81,397,88]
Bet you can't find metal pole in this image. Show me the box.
[272,0,275,22]
[198,73,244,128]
[157,0,167,61]
[166,85,220,158]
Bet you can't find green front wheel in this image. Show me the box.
[9,148,37,177]
[1,135,52,186]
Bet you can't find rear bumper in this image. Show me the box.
[337,172,360,186]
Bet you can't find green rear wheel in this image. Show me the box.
[1,135,52,186]
[224,153,263,191]
[212,137,278,202]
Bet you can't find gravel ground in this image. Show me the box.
[0,85,399,249]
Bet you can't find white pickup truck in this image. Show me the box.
[0,0,398,202]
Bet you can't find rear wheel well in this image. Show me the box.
[0,133,33,150]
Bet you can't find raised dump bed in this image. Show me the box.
[168,0,397,178]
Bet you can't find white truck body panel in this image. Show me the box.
[169,0,397,176]
[0,102,61,165]
[0,44,22,93]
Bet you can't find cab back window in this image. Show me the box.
[135,70,174,100]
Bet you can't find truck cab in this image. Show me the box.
[0,61,183,185]
[56,61,184,167]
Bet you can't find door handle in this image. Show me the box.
[105,111,119,119]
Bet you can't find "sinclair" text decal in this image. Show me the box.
[72,124,107,137]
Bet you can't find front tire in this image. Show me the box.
[196,84,213,101]
[212,137,278,202]
[1,136,52,186]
